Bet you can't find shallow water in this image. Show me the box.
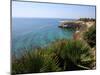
[12,18,75,54]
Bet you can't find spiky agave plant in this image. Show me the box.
[40,52,61,72]
[12,47,61,74]
[12,49,45,74]
[60,40,94,70]
[12,39,95,74]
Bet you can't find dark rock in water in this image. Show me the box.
[59,21,83,29]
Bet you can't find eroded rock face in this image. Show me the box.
[59,21,83,29]
[73,31,80,40]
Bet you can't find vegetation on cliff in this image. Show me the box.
[78,18,96,22]
[83,25,96,47]
[12,39,95,74]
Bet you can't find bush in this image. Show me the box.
[78,18,95,22]
[12,39,95,74]
[51,40,93,70]
[83,25,96,47]
[12,48,61,74]
[12,50,45,74]
[61,40,94,69]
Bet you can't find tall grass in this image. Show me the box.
[49,40,94,70]
[12,39,95,74]
[12,50,45,74]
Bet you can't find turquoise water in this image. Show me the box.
[12,18,75,54]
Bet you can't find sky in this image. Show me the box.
[12,1,96,19]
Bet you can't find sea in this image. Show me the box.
[12,18,75,55]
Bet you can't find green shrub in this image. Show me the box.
[46,39,94,70]
[78,18,95,22]
[83,25,96,47]
[12,50,45,74]
[12,39,95,74]
[60,40,93,69]
[12,48,61,74]
[40,54,61,72]
[51,40,93,70]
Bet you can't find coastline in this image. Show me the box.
[59,19,95,40]
[12,18,96,74]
